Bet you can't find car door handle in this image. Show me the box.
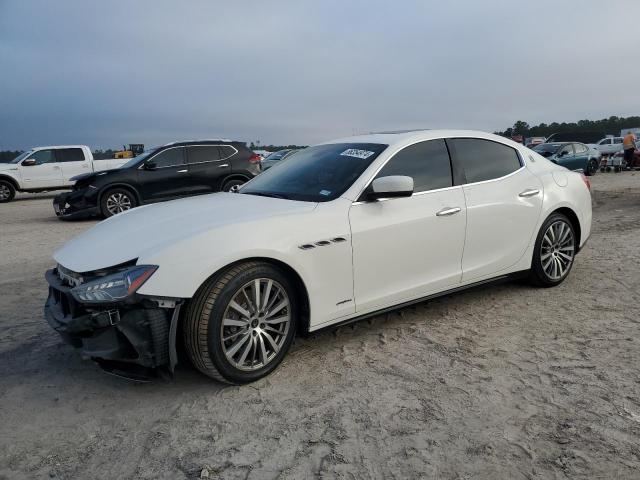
[218,163,229,168]
[436,207,461,217]
[53,166,61,170]
[519,189,540,197]
[177,169,188,173]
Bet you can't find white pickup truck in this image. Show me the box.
[0,145,127,203]
[588,137,624,156]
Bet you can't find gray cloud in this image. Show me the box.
[1,0,638,150]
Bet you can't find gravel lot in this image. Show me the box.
[1,173,640,479]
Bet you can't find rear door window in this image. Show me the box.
[219,145,237,159]
[187,146,221,164]
[447,138,522,184]
[574,144,588,155]
[149,147,185,168]
[55,148,85,162]
[375,139,452,192]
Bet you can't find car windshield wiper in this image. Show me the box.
[242,191,291,200]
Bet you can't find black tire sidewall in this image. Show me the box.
[531,213,576,287]
[0,180,16,203]
[206,264,298,383]
[222,179,245,192]
[586,159,598,176]
[100,188,137,218]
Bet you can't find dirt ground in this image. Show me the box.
[1,173,639,480]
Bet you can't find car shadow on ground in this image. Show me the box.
[1,279,532,398]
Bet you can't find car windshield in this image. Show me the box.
[10,151,33,164]
[241,143,388,202]
[533,144,560,157]
[120,150,155,168]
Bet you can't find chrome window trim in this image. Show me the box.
[351,136,527,204]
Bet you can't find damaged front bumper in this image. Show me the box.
[53,191,100,219]
[44,267,182,378]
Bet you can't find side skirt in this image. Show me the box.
[310,270,530,334]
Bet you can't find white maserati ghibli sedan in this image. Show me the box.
[44,130,592,383]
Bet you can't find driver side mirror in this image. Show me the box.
[144,161,157,171]
[22,158,37,166]
[367,175,414,201]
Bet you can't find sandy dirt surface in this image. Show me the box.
[1,173,640,479]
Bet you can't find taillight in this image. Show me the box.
[249,154,261,164]
[580,173,591,191]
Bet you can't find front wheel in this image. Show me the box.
[585,159,599,176]
[183,262,298,384]
[529,213,576,287]
[0,180,16,203]
[100,188,138,218]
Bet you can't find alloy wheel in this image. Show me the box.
[106,192,132,215]
[540,220,575,280]
[0,184,10,201]
[221,278,291,371]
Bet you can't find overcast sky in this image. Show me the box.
[1,0,638,150]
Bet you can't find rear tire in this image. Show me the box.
[0,180,16,203]
[529,213,576,287]
[222,178,246,192]
[585,159,598,176]
[100,187,137,218]
[183,261,298,384]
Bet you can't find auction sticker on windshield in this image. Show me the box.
[340,149,376,160]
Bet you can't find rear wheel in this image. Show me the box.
[222,178,246,192]
[100,188,137,218]
[0,180,16,203]
[183,262,298,384]
[529,213,576,287]
[585,159,598,176]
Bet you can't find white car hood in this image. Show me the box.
[0,163,18,172]
[54,193,317,272]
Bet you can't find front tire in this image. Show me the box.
[0,180,16,203]
[183,262,298,384]
[529,213,576,287]
[100,188,137,218]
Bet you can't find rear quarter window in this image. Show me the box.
[448,138,522,184]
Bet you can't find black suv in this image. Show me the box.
[53,140,260,219]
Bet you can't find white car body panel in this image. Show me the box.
[53,130,592,331]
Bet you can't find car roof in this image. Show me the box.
[31,145,88,150]
[162,139,239,147]
[320,129,525,150]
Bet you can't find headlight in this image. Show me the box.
[70,265,158,303]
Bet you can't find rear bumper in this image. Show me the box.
[53,191,100,219]
[44,268,174,371]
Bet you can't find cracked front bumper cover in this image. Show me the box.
[44,268,172,371]
[53,191,100,219]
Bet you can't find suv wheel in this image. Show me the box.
[183,261,298,384]
[222,178,246,192]
[0,180,16,203]
[529,213,576,287]
[100,188,137,218]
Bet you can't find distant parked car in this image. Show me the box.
[532,142,600,176]
[53,140,261,219]
[260,149,300,170]
[0,145,126,203]
[588,137,624,156]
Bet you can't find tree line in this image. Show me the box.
[496,115,640,139]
